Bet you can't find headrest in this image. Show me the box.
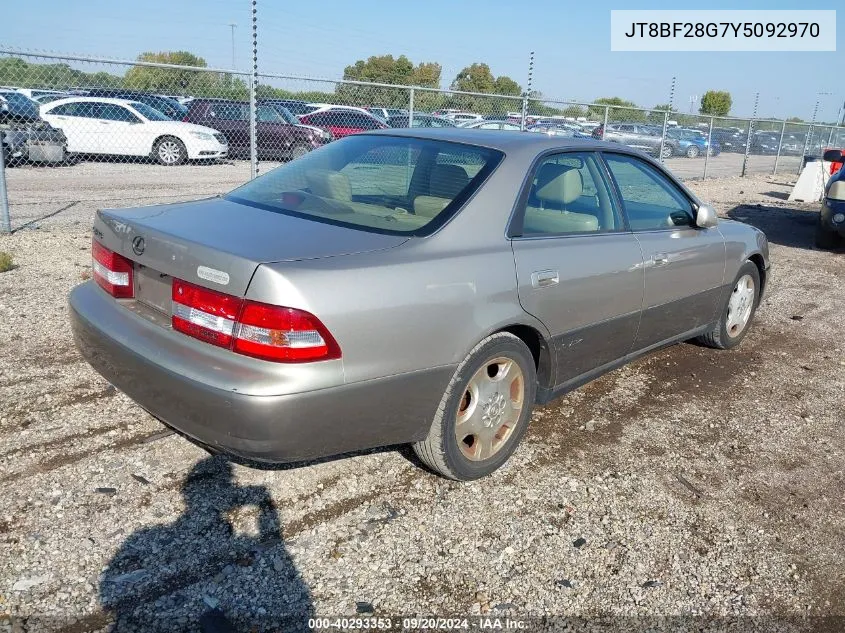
[305,170,352,201]
[429,164,469,199]
[534,164,583,205]
[413,196,450,218]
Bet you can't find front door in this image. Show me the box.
[510,151,645,387]
[94,103,147,157]
[602,152,725,351]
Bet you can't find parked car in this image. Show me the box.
[711,127,747,153]
[70,129,769,480]
[0,91,68,165]
[527,123,589,138]
[41,97,227,165]
[368,107,407,121]
[258,99,335,142]
[74,89,188,120]
[261,98,312,116]
[667,128,721,158]
[816,148,845,249]
[16,88,69,101]
[593,123,677,158]
[185,98,329,160]
[387,113,456,128]
[459,120,522,130]
[443,112,483,124]
[298,108,387,139]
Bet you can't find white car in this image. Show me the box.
[299,103,374,118]
[444,112,483,123]
[16,88,69,101]
[458,119,522,130]
[40,97,227,165]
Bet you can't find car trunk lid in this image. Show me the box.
[94,196,409,300]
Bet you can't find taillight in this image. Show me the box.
[172,279,241,348]
[234,301,341,362]
[92,239,134,298]
[170,279,341,363]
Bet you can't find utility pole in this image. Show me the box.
[229,23,237,69]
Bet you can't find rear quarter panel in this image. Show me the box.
[246,241,549,384]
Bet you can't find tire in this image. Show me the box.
[660,145,673,159]
[63,152,80,166]
[686,145,700,158]
[413,332,537,481]
[697,261,760,350]
[815,218,840,250]
[289,144,310,160]
[153,136,187,166]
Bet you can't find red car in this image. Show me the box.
[299,108,387,139]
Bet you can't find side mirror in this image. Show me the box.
[823,149,843,162]
[695,203,718,229]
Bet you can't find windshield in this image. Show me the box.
[129,101,171,121]
[226,135,503,235]
[274,105,298,125]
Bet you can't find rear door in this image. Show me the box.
[43,102,101,153]
[602,152,725,350]
[510,151,644,387]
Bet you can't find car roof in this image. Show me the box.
[363,127,632,152]
[43,96,142,107]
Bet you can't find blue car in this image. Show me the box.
[668,128,721,158]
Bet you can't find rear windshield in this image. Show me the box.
[226,135,503,235]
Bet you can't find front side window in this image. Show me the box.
[50,102,98,118]
[256,105,284,123]
[129,102,169,121]
[97,104,141,123]
[226,135,502,235]
[520,152,622,236]
[603,153,693,230]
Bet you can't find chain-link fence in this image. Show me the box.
[2,49,844,232]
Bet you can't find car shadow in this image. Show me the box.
[99,455,313,632]
[727,203,825,250]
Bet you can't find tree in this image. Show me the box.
[342,55,441,88]
[786,116,804,123]
[124,51,213,94]
[699,90,732,116]
[493,75,521,96]
[451,63,496,93]
[589,97,645,122]
[647,103,675,124]
[411,62,442,89]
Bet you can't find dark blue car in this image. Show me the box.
[668,128,721,158]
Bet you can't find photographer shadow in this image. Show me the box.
[100,455,313,632]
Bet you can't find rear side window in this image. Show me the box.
[97,104,141,123]
[520,152,622,235]
[603,153,693,230]
[226,135,503,235]
[210,103,247,120]
[50,102,98,118]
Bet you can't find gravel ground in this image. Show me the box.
[0,171,843,632]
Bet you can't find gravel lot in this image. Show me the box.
[1,168,843,632]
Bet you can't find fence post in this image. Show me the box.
[659,110,670,163]
[0,139,10,234]
[773,119,786,175]
[703,116,714,180]
[601,106,609,140]
[249,0,258,179]
[741,92,759,178]
[408,87,415,128]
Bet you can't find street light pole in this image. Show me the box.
[229,23,237,69]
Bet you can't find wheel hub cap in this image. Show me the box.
[481,392,507,428]
[454,357,525,462]
[726,273,755,338]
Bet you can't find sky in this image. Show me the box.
[2,0,842,121]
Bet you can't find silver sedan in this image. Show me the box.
[70,129,770,480]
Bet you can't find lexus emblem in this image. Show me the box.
[132,236,146,256]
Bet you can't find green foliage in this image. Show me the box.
[451,63,496,93]
[0,56,123,90]
[124,51,220,95]
[342,54,441,88]
[493,76,521,97]
[590,97,645,122]
[0,252,13,273]
[646,103,673,124]
[786,116,804,123]
[699,90,732,116]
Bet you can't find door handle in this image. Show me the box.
[531,269,559,288]
[98,121,111,125]
[652,253,669,266]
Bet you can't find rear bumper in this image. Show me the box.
[69,282,452,462]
